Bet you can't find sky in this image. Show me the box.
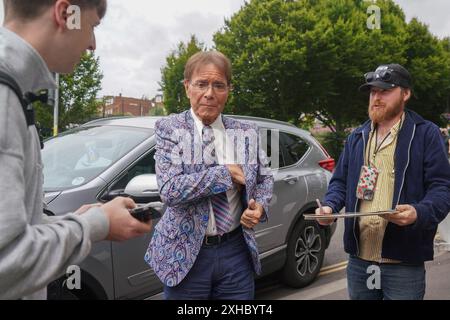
[1,0,450,99]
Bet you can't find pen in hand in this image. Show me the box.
[316,199,324,215]
[314,199,334,226]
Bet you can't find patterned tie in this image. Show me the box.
[202,125,234,235]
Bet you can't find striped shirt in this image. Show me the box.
[358,114,404,263]
[190,109,243,236]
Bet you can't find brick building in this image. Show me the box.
[101,94,154,117]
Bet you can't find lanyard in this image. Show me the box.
[367,128,391,167]
[366,114,404,168]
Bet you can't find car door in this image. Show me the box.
[257,130,311,252]
[254,128,285,253]
[255,129,309,251]
[107,149,163,299]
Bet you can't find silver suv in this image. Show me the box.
[43,115,336,299]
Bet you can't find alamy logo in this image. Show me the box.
[366,265,381,290]
[67,5,81,30]
[63,265,81,290]
[364,0,381,30]
[166,128,279,175]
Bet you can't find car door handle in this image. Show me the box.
[283,176,299,184]
[136,201,164,212]
[149,201,164,212]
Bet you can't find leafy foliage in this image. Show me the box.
[160,35,204,114]
[59,52,104,129]
[35,52,103,136]
[213,0,450,130]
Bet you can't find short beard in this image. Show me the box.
[369,97,403,124]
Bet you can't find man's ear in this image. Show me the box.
[183,79,190,98]
[402,88,411,102]
[53,0,71,30]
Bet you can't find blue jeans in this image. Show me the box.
[347,255,426,300]
[164,229,255,300]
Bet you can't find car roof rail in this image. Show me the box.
[227,115,297,128]
[83,114,298,130]
[83,116,134,126]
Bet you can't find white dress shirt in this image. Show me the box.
[190,108,243,235]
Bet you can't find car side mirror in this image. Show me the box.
[124,174,161,203]
[99,188,127,202]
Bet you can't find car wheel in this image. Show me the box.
[47,277,80,300]
[47,276,97,300]
[281,218,326,288]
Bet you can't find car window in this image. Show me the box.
[280,132,310,167]
[259,128,284,169]
[111,149,156,191]
[42,126,153,191]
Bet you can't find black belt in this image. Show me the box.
[351,255,424,267]
[203,227,241,246]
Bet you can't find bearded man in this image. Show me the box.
[315,64,450,300]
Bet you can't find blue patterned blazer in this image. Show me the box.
[144,110,274,287]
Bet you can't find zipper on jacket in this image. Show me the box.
[353,199,360,256]
[353,131,367,256]
[395,124,416,207]
[381,121,415,259]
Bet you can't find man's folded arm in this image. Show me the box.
[154,121,233,208]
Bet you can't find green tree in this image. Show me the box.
[213,0,450,131]
[160,35,204,114]
[149,105,167,116]
[58,52,103,130]
[34,100,54,138]
[404,18,450,125]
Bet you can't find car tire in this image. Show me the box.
[281,218,326,288]
[47,277,80,300]
[47,276,98,300]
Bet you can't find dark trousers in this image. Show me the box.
[164,229,255,300]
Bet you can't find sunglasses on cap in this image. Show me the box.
[364,68,395,83]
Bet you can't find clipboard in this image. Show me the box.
[303,210,398,220]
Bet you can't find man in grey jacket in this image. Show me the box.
[0,0,152,299]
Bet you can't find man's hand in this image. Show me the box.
[383,204,417,226]
[314,205,334,226]
[241,199,263,229]
[226,164,245,185]
[101,197,153,241]
[74,203,102,215]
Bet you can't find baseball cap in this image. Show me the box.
[359,64,412,91]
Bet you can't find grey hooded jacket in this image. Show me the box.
[0,27,109,300]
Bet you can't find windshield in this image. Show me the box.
[42,125,154,191]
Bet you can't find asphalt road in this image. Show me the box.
[256,219,450,300]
